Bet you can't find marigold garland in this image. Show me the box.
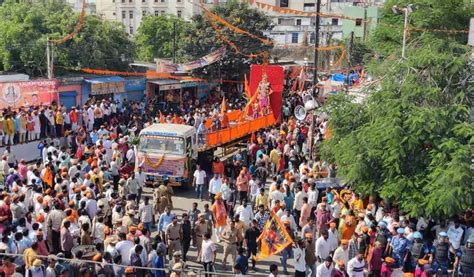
[144,154,165,169]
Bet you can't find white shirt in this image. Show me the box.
[316,263,334,277]
[193,170,206,185]
[347,257,365,277]
[116,240,134,265]
[235,205,254,226]
[447,225,464,249]
[208,177,222,194]
[315,236,331,260]
[333,246,349,265]
[281,214,297,232]
[200,239,216,263]
[270,190,283,207]
[328,228,339,251]
[293,247,306,272]
[308,189,319,207]
[293,191,307,211]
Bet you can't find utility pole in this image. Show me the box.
[362,6,368,42]
[346,31,354,91]
[172,21,177,64]
[46,38,53,80]
[313,0,321,86]
[401,8,409,59]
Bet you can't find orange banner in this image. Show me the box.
[255,211,294,261]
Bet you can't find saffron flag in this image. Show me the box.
[244,74,251,98]
[220,97,227,117]
[255,211,294,261]
[159,111,165,123]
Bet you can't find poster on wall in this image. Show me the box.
[0,80,59,110]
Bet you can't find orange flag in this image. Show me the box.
[255,211,294,261]
[159,111,165,123]
[220,97,227,117]
[244,74,251,98]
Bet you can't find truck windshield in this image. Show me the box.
[138,135,185,155]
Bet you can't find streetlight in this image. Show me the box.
[392,4,415,59]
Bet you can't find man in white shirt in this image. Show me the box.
[307,183,319,208]
[315,230,331,262]
[293,185,307,225]
[193,165,206,201]
[316,256,334,277]
[293,239,306,277]
[208,174,222,204]
[347,251,366,277]
[200,233,216,274]
[235,200,254,227]
[333,239,349,265]
[280,208,297,232]
[136,167,146,204]
[115,232,134,265]
[269,184,284,208]
[447,221,464,251]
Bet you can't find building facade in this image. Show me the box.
[96,0,201,35]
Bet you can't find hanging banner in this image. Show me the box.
[157,47,226,73]
[0,80,59,109]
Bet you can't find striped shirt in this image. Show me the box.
[139,203,153,223]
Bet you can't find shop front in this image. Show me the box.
[58,77,83,110]
[147,79,182,114]
[124,78,146,103]
[83,77,126,105]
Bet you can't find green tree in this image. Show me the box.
[135,15,190,62]
[0,0,134,76]
[182,1,273,80]
[320,0,474,219]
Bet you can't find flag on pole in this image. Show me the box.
[298,67,307,94]
[220,97,227,117]
[159,111,165,123]
[255,211,294,261]
[244,74,251,98]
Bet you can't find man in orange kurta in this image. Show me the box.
[211,193,227,239]
[341,215,357,241]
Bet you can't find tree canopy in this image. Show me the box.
[0,0,134,76]
[182,1,273,80]
[320,0,474,219]
[135,15,190,62]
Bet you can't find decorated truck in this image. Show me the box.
[136,124,197,186]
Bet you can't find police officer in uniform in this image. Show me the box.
[432,231,451,275]
[165,215,183,260]
[455,236,474,276]
[389,227,410,268]
[221,220,242,269]
[408,231,432,272]
[375,221,390,256]
[194,213,212,262]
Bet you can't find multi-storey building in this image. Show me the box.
[96,0,201,35]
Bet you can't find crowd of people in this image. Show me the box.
[0,83,471,277]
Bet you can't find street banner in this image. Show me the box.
[156,47,226,73]
[0,80,59,109]
[255,211,294,261]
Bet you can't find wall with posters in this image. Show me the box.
[0,80,59,110]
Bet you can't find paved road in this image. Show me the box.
[142,184,296,276]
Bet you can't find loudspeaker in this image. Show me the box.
[294,105,307,121]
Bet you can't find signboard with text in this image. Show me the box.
[91,81,125,95]
[0,80,59,109]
